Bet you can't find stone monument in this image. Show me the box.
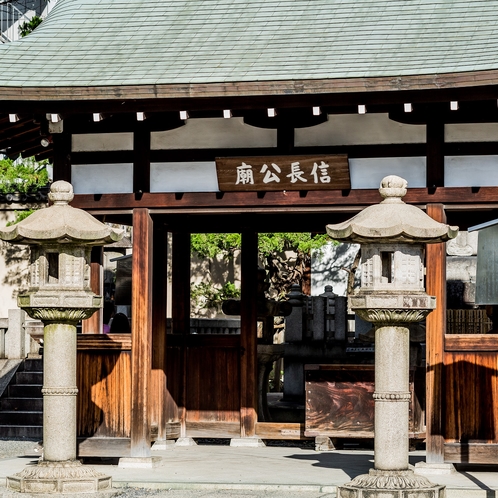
[0,181,122,494]
[326,175,458,498]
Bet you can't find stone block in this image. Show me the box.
[230,437,265,447]
[175,437,198,446]
[118,456,161,468]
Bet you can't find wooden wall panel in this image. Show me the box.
[165,344,182,423]
[77,351,131,438]
[149,226,168,441]
[443,353,498,443]
[185,344,240,423]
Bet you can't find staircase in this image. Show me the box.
[0,359,43,439]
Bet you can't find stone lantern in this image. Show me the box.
[326,175,458,498]
[0,181,122,494]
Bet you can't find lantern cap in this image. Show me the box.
[326,175,459,244]
[0,181,123,245]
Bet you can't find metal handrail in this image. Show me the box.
[0,1,31,42]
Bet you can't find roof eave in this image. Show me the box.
[1,69,498,103]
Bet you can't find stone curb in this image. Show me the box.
[0,482,497,497]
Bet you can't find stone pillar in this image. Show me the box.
[0,181,122,494]
[374,324,410,471]
[6,309,26,359]
[326,175,458,498]
[42,323,77,462]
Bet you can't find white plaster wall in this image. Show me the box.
[311,242,360,297]
[446,123,498,143]
[350,157,426,189]
[72,133,133,152]
[151,118,277,149]
[151,162,219,192]
[296,113,426,146]
[445,156,498,187]
[71,163,133,194]
[0,207,32,318]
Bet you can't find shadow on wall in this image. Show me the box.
[0,210,31,316]
[311,242,360,297]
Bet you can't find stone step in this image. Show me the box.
[7,384,42,398]
[0,425,42,439]
[0,411,42,425]
[15,371,43,384]
[18,359,43,372]
[0,397,42,411]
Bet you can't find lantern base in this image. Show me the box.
[6,460,112,494]
[337,469,445,498]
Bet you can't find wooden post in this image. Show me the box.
[240,230,258,437]
[82,247,103,334]
[149,223,168,442]
[130,208,153,457]
[52,133,72,183]
[426,120,445,189]
[171,231,190,437]
[425,203,446,463]
[133,126,150,196]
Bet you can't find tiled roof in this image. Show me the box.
[1,0,498,88]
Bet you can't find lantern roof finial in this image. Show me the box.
[0,182,123,246]
[326,175,459,244]
[48,180,74,205]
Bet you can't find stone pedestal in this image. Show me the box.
[0,181,122,494]
[7,319,112,494]
[6,461,112,494]
[336,307,443,498]
[338,469,445,498]
[327,175,458,498]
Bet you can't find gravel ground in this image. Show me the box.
[112,490,335,498]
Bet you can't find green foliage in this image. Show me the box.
[190,233,241,259]
[258,232,331,258]
[190,232,331,259]
[190,281,241,310]
[190,232,334,305]
[19,15,43,37]
[0,157,49,194]
[6,209,36,226]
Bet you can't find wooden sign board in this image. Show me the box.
[216,155,350,192]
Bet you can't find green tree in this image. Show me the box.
[191,232,332,303]
[0,157,49,194]
[19,15,43,37]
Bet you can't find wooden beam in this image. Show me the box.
[70,187,498,211]
[149,224,168,442]
[82,247,103,334]
[130,208,153,457]
[425,203,447,464]
[171,231,191,437]
[52,133,72,182]
[444,334,498,352]
[240,230,258,437]
[444,443,498,464]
